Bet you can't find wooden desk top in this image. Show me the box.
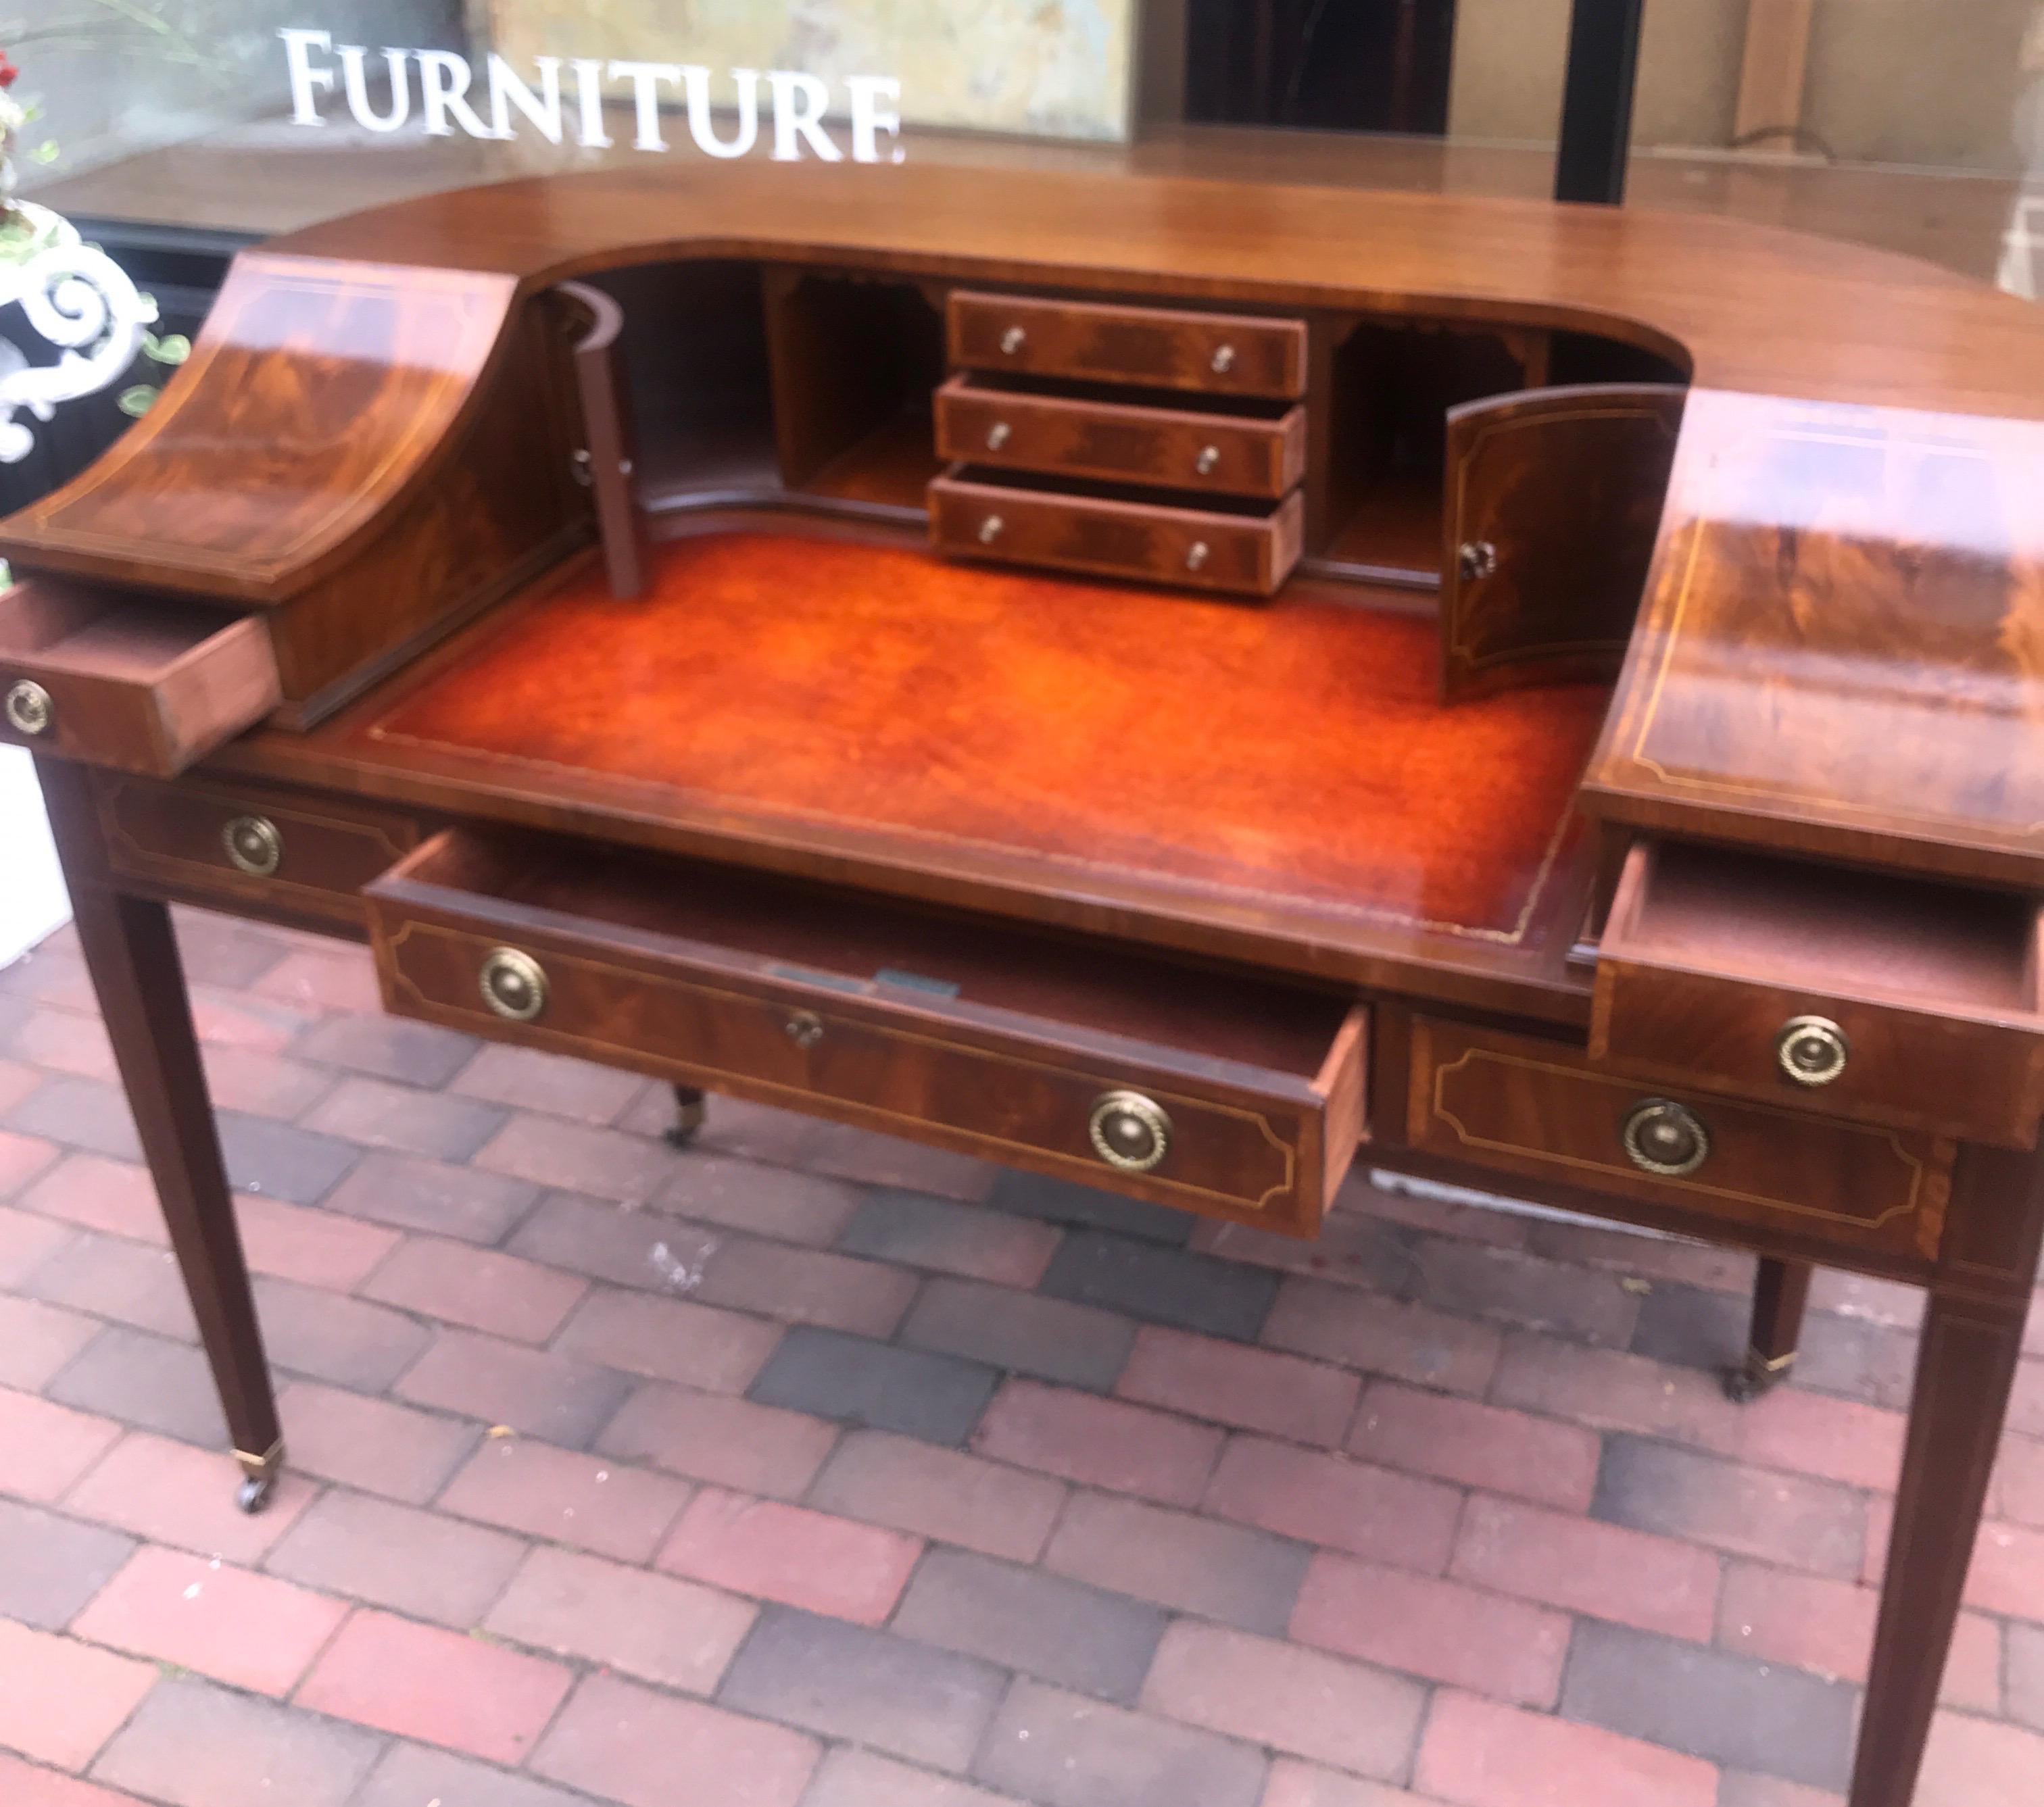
[5,162,2043,914]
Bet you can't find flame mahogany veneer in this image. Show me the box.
[3,164,2043,1807]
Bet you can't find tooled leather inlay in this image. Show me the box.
[363,533,1607,939]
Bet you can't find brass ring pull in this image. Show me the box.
[1194,445,1221,476]
[1621,1098,1711,1177]
[3,678,53,737]
[979,515,1004,545]
[1777,1016,1849,1087]
[1210,344,1236,374]
[1089,1090,1172,1173]
[986,422,1012,451]
[1459,540,1499,583]
[1186,541,1211,572]
[479,947,548,1021]
[999,326,1027,355]
[221,815,283,878]
[785,1010,824,1050]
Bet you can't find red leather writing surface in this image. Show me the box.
[365,532,1605,939]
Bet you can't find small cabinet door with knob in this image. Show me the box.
[365,828,1368,1234]
[1591,838,2044,1149]
[1440,382,1684,703]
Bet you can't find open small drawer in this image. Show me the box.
[1592,839,2044,1147]
[0,577,280,776]
[365,831,1368,1234]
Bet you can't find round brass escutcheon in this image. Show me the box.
[1622,1098,1711,1178]
[479,947,548,1022]
[1776,1015,1849,1087]
[1089,1090,1173,1174]
[785,1010,825,1050]
[4,678,53,738]
[221,815,283,878]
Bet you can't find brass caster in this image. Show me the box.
[237,1472,277,1514]
[1724,1352,1794,1404]
[234,1439,284,1514]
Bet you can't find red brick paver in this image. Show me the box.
[3,910,2043,1807]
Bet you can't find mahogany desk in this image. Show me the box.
[5,164,2044,1807]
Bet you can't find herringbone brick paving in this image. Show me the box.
[0,906,2041,1806]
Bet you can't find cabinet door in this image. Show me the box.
[1441,383,1684,702]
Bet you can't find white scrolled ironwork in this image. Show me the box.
[0,202,157,464]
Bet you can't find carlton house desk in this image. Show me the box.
[2,164,2042,1806]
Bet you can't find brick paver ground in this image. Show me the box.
[1,906,2041,1806]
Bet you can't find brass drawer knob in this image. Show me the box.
[4,678,53,738]
[1210,344,1236,374]
[479,947,548,1022]
[1090,1090,1172,1173]
[785,1010,825,1049]
[999,325,1027,355]
[1777,1016,1849,1087]
[1186,541,1211,572]
[979,515,1004,545]
[985,421,1012,451]
[1459,540,1499,583]
[1622,1098,1711,1177]
[221,814,283,878]
[1194,445,1221,476]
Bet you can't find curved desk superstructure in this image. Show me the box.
[1,164,2039,1807]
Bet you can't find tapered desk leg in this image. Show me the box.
[1726,1257,1814,1401]
[667,1084,707,1147]
[1849,1289,2024,1807]
[68,882,285,1512]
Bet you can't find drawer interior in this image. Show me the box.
[0,576,280,774]
[1605,839,2043,1020]
[383,829,1357,1083]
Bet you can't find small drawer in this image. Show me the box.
[934,376,1307,500]
[1407,1017,1953,1262]
[366,830,1368,1234]
[0,576,279,777]
[929,474,1304,597]
[949,292,1307,399]
[1592,840,2044,1148]
[95,771,425,927]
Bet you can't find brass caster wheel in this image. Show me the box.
[234,1439,283,1513]
[237,1472,277,1514]
[1723,1354,1793,1404]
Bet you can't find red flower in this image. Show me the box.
[0,51,17,89]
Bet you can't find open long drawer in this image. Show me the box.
[1592,839,2044,1147]
[0,577,279,776]
[365,831,1367,1234]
